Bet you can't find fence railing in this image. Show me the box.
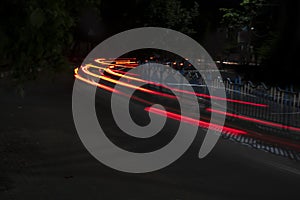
[185,71,300,138]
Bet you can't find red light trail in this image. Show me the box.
[74,61,300,151]
[78,59,269,108]
[206,108,300,133]
[145,106,247,135]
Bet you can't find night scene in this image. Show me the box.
[1,0,300,199]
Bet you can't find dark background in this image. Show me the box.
[1,0,300,85]
[1,1,300,199]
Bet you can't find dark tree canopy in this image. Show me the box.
[2,0,300,86]
[0,0,101,82]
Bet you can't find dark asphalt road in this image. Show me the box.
[1,72,300,200]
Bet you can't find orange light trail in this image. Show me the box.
[95,59,138,69]
[76,59,269,108]
[75,68,180,111]
[110,69,140,77]
[92,61,268,107]
[75,67,300,151]
[92,61,268,108]
[74,68,119,94]
[79,66,177,99]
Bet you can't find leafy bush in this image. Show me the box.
[0,0,101,82]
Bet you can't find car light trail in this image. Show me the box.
[147,107,300,151]
[206,108,300,133]
[91,60,269,108]
[145,107,247,135]
[76,68,184,114]
[175,88,268,108]
[74,59,300,155]
[95,58,138,69]
[110,69,140,77]
[74,68,119,94]
[81,66,177,99]
[76,58,269,107]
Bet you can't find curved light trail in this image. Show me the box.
[207,108,300,133]
[74,58,300,152]
[76,59,268,108]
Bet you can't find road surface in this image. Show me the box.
[1,71,300,200]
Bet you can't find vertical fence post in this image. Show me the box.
[298,92,300,111]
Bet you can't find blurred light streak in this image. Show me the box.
[145,107,247,135]
[76,59,268,109]
[74,69,118,94]
[92,60,269,108]
[207,108,300,133]
[81,66,177,99]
